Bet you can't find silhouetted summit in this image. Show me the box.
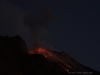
[0,36,99,75]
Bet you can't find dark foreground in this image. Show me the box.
[0,36,99,75]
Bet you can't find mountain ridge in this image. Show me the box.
[0,35,99,75]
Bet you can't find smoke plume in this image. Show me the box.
[23,7,56,50]
[0,0,56,50]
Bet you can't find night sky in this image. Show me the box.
[0,0,100,72]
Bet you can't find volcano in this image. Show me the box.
[28,47,100,75]
[0,36,100,75]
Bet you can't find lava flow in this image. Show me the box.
[28,47,75,72]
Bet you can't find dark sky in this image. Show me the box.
[0,0,100,72]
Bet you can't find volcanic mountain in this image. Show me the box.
[28,47,100,75]
[0,36,100,75]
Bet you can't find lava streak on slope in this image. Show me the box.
[28,47,74,72]
[28,47,98,74]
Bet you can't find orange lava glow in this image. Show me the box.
[28,47,73,72]
[28,47,53,57]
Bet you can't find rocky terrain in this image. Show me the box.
[0,36,99,75]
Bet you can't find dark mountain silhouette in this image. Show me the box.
[0,36,99,75]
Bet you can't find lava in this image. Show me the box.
[28,47,74,72]
[28,47,53,58]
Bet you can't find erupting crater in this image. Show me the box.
[28,47,53,58]
[28,47,100,75]
[28,47,80,72]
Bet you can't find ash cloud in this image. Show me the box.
[23,7,56,50]
[0,0,56,50]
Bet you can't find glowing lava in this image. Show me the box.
[28,47,53,58]
[28,47,74,72]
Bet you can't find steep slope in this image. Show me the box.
[25,54,68,75]
[0,36,99,75]
[28,47,100,75]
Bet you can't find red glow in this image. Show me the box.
[28,47,53,58]
[28,47,74,72]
